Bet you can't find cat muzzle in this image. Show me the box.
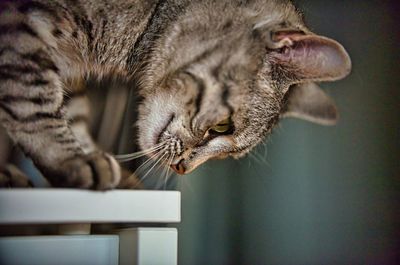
[170,159,186,175]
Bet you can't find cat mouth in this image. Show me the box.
[169,148,210,175]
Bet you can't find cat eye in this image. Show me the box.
[209,117,234,135]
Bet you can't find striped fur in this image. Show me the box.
[0,0,351,187]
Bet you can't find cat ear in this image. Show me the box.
[268,30,352,84]
[281,82,338,125]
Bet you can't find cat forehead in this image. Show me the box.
[164,11,281,75]
[166,0,305,58]
[144,0,306,89]
[166,35,263,83]
[181,0,303,27]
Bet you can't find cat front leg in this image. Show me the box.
[63,92,127,189]
[63,91,143,189]
[0,124,32,188]
[0,96,121,189]
[0,26,120,190]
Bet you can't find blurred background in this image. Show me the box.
[174,1,400,264]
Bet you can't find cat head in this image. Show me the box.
[136,0,351,174]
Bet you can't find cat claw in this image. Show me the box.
[52,152,121,190]
[0,164,33,188]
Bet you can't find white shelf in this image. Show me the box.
[0,235,119,265]
[0,189,180,224]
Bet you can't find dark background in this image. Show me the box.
[175,1,400,264]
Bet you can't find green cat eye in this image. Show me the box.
[209,118,233,134]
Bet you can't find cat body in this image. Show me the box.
[0,0,351,188]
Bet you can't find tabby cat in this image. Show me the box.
[0,0,351,189]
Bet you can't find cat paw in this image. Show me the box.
[52,152,121,190]
[0,164,33,188]
[117,168,143,189]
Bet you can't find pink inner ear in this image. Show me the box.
[272,34,352,82]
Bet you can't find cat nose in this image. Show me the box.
[170,159,185,174]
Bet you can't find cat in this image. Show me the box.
[0,0,351,189]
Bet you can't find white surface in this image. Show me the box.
[0,189,180,224]
[119,228,178,265]
[0,235,119,265]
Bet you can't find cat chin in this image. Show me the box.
[231,150,250,160]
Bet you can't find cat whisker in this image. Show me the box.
[133,148,167,176]
[139,152,169,183]
[116,142,165,158]
[248,145,270,166]
[115,143,166,162]
[162,152,175,190]
[154,151,174,190]
[152,151,173,185]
